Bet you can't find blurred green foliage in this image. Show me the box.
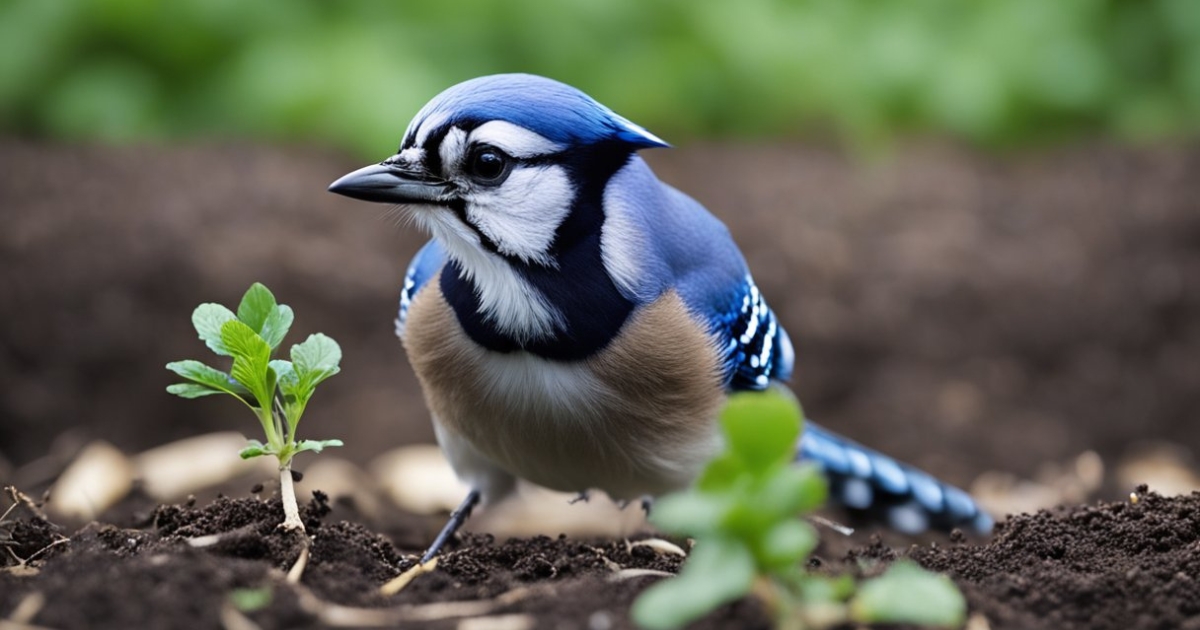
[2,0,1198,157]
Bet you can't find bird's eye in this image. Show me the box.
[466,147,511,184]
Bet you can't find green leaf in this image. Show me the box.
[756,519,818,571]
[800,573,856,604]
[757,463,828,518]
[192,303,237,356]
[237,282,277,333]
[165,360,249,397]
[696,453,747,492]
[718,500,774,541]
[166,383,224,398]
[270,359,297,390]
[260,304,294,350]
[270,359,308,425]
[720,388,804,474]
[229,587,273,612]
[222,319,273,407]
[292,333,341,374]
[650,491,732,537]
[291,333,342,395]
[239,439,269,459]
[631,537,756,630]
[849,560,966,627]
[296,439,344,454]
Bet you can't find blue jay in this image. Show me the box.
[329,74,993,561]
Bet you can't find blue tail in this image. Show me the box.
[798,421,993,535]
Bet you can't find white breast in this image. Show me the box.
[403,283,727,500]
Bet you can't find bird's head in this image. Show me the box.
[328,73,668,266]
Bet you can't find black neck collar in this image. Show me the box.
[439,143,637,360]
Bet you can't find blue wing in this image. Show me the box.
[639,185,794,392]
[704,274,794,391]
[395,239,447,339]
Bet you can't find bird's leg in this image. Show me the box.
[569,490,591,505]
[640,495,654,516]
[419,488,481,564]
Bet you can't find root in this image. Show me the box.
[278,466,305,534]
[286,544,310,585]
[379,557,438,596]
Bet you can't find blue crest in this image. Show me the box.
[403,74,669,150]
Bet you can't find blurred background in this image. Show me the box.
[5,0,1200,156]
[1,0,1198,532]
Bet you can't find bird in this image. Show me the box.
[328,74,993,562]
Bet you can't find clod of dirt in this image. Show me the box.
[3,515,66,566]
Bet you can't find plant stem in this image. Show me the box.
[258,407,282,452]
[278,461,305,533]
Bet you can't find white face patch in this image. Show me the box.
[600,160,658,301]
[438,127,469,176]
[397,146,425,165]
[468,121,564,158]
[407,205,565,343]
[396,121,575,342]
[409,111,449,148]
[463,164,574,266]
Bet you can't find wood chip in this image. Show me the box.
[609,568,674,581]
[371,445,468,515]
[49,441,133,521]
[6,592,44,624]
[133,432,272,500]
[457,614,535,630]
[307,585,544,626]
[628,538,687,557]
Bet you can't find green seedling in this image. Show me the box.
[229,586,274,613]
[166,282,343,533]
[631,387,965,630]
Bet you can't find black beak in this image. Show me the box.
[328,163,454,204]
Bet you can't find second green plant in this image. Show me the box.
[632,387,965,630]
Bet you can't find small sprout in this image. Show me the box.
[229,586,273,612]
[631,536,756,630]
[167,283,343,533]
[631,387,966,630]
[849,560,966,627]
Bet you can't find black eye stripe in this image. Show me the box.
[421,126,453,175]
[417,121,568,179]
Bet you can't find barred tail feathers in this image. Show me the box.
[798,421,994,535]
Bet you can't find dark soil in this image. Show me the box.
[911,486,1200,630]
[3,140,1200,628]
[1,492,703,630]
[6,486,1200,629]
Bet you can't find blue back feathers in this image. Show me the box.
[403,74,668,150]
